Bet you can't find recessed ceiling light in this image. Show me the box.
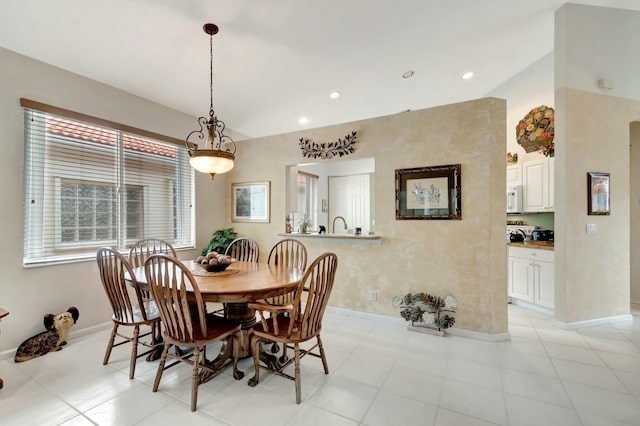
[298,116,309,125]
[402,70,415,79]
[329,91,341,99]
[462,71,474,80]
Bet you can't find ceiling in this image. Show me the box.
[1,0,639,140]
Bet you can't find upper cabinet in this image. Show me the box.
[522,158,554,212]
[506,163,523,186]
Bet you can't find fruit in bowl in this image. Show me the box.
[195,252,235,272]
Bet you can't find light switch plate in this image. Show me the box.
[586,223,598,234]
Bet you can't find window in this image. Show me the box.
[292,171,318,230]
[23,99,194,266]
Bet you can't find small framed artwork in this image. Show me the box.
[395,164,461,220]
[232,181,271,222]
[587,172,610,215]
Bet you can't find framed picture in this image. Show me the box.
[587,172,610,215]
[395,164,461,220]
[232,181,271,222]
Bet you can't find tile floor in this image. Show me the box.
[1,304,640,425]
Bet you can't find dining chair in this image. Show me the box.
[128,238,177,268]
[96,247,162,379]
[264,238,308,354]
[144,254,243,412]
[128,238,176,346]
[225,237,259,263]
[248,252,338,404]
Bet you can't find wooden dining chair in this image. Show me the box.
[248,252,338,404]
[96,247,162,379]
[225,237,259,263]
[144,254,243,412]
[264,238,308,353]
[128,238,177,268]
[128,238,175,345]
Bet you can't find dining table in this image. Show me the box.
[129,259,303,381]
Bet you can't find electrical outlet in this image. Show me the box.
[370,290,377,301]
[586,223,598,234]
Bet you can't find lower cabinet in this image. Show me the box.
[508,246,554,309]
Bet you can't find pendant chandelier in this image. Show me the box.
[185,23,236,179]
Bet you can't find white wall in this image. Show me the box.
[554,4,640,324]
[0,47,227,353]
[487,52,555,163]
[631,122,640,304]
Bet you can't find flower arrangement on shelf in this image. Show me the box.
[516,105,555,157]
[392,292,457,336]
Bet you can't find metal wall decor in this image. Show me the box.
[298,131,357,159]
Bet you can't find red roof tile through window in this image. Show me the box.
[46,117,176,158]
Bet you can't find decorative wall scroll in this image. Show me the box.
[298,131,357,159]
[395,164,461,220]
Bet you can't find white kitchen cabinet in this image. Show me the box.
[523,158,554,212]
[508,246,554,310]
[506,163,523,186]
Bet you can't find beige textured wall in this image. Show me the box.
[555,89,640,323]
[631,122,640,304]
[229,98,508,334]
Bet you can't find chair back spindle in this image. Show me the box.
[266,239,307,306]
[290,252,337,339]
[225,237,259,263]
[129,238,177,268]
[144,254,207,343]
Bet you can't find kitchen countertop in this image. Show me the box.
[507,241,554,251]
[278,232,381,242]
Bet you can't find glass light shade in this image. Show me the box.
[189,150,235,176]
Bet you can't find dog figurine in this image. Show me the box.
[14,306,79,362]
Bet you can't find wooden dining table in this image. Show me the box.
[130,260,303,380]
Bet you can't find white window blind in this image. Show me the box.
[22,100,195,266]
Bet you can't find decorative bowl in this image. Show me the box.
[195,254,235,272]
[201,261,234,272]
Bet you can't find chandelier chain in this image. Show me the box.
[209,32,214,116]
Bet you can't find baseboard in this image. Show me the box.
[325,306,405,324]
[553,314,634,330]
[445,327,511,342]
[325,306,511,341]
[631,297,640,306]
[509,298,554,317]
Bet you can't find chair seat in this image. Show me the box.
[252,316,316,343]
[160,312,240,346]
[112,300,161,325]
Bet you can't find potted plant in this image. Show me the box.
[201,227,237,255]
[298,215,312,233]
[392,292,457,336]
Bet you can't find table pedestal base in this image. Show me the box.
[200,302,255,383]
[224,302,257,358]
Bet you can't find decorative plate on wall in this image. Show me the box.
[516,105,554,156]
